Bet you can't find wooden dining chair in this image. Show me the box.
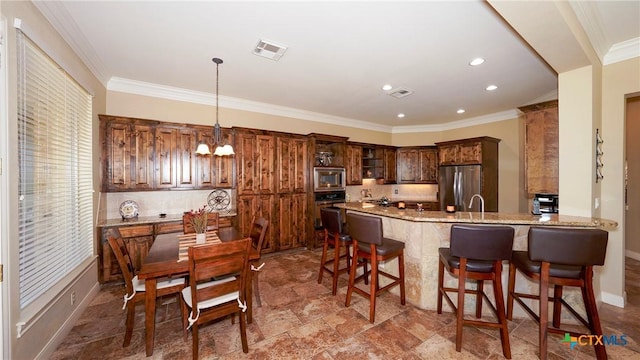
[180,238,252,358]
[182,212,219,234]
[105,228,186,347]
[247,216,269,323]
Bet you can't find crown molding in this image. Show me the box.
[604,37,640,65]
[391,109,520,134]
[108,77,393,133]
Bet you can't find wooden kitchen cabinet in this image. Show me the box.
[237,194,276,253]
[237,131,275,195]
[155,126,197,189]
[100,224,153,283]
[346,144,363,185]
[277,193,307,250]
[397,147,438,184]
[101,118,155,192]
[383,147,397,184]
[436,137,498,166]
[195,128,234,188]
[276,136,308,193]
[519,100,559,195]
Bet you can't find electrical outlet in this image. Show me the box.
[394,189,398,194]
[70,291,76,306]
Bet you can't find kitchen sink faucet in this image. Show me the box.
[469,194,485,216]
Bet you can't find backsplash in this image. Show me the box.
[101,189,234,220]
[346,180,438,202]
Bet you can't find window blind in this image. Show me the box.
[16,30,93,309]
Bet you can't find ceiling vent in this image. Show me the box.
[252,39,288,61]
[387,87,414,99]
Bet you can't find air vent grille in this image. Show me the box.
[387,87,414,98]
[252,39,288,61]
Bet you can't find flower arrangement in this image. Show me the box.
[186,205,210,234]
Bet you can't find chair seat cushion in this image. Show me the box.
[438,248,496,273]
[132,275,184,292]
[181,276,238,310]
[512,251,583,279]
[357,237,404,256]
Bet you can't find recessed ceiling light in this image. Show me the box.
[485,85,498,91]
[397,113,405,118]
[469,58,485,66]
[457,109,465,114]
[382,84,393,91]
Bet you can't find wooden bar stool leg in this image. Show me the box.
[506,262,516,320]
[584,269,607,360]
[455,258,467,352]
[399,252,405,304]
[345,245,358,308]
[476,280,484,318]
[369,252,378,323]
[317,231,329,285]
[332,235,340,295]
[437,258,445,314]
[552,285,563,328]
[493,262,511,359]
[539,262,550,360]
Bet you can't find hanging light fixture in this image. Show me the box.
[195,57,235,156]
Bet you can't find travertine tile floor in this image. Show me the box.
[51,250,640,359]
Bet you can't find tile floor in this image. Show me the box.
[50,250,640,359]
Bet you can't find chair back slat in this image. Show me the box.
[346,213,383,245]
[528,227,608,266]
[188,238,252,307]
[321,207,345,236]
[450,224,514,261]
[248,216,269,252]
[105,228,136,292]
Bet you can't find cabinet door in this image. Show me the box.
[397,148,418,183]
[418,148,438,183]
[131,124,155,190]
[524,107,559,194]
[214,130,234,188]
[384,148,397,184]
[292,139,308,193]
[458,141,482,164]
[276,137,293,193]
[237,194,275,253]
[438,144,459,165]
[195,130,216,188]
[104,122,155,191]
[256,135,275,193]
[155,127,177,189]
[277,193,307,250]
[346,145,363,185]
[125,236,154,272]
[237,133,258,195]
[176,128,196,188]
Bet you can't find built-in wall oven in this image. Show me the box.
[313,191,346,228]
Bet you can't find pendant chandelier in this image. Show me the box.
[195,57,235,156]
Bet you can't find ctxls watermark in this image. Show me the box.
[562,333,628,349]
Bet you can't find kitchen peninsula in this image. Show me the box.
[335,202,617,315]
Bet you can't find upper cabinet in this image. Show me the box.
[100,114,233,192]
[276,135,308,193]
[361,145,397,184]
[346,144,363,185]
[436,137,500,166]
[519,100,559,195]
[397,147,438,184]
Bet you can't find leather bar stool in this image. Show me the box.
[317,207,353,295]
[506,227,608,360]
[345,213,405,323]
[437,224,514,359]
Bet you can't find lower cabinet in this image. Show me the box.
[237,194,276,253]
[99,216,234,283]
[277,193,307,250]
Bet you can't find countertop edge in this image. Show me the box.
[97,212,237,228]
[335,203,617,229]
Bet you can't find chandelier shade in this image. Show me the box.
[195,57,234,156]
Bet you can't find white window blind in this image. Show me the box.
[16,30,93,309]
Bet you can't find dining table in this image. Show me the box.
[137,227,245,356]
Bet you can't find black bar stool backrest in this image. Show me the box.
[347,213,383,245]
[450,224,514,261]
[528,227,608,266]
[321,207,345,236]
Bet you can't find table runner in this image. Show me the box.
[177,232,222,262]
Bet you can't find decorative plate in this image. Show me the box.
[207,189,231,211]
[119,200,139,219]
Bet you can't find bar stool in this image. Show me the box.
[506,227,608,360]
[437,224,514,358]
[345,213,405,323]
[317,207,353,295]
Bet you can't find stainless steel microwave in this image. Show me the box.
[313,167,346,192]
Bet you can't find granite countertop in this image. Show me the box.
[97,211,237,228]
[336,202,618,229]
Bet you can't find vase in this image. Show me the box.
[195,232,206,244]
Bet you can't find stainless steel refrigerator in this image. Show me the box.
[439,165,482,212]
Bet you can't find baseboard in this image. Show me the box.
[601,290,626,308]
[36,282,101,360]
[625,249,640,261]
